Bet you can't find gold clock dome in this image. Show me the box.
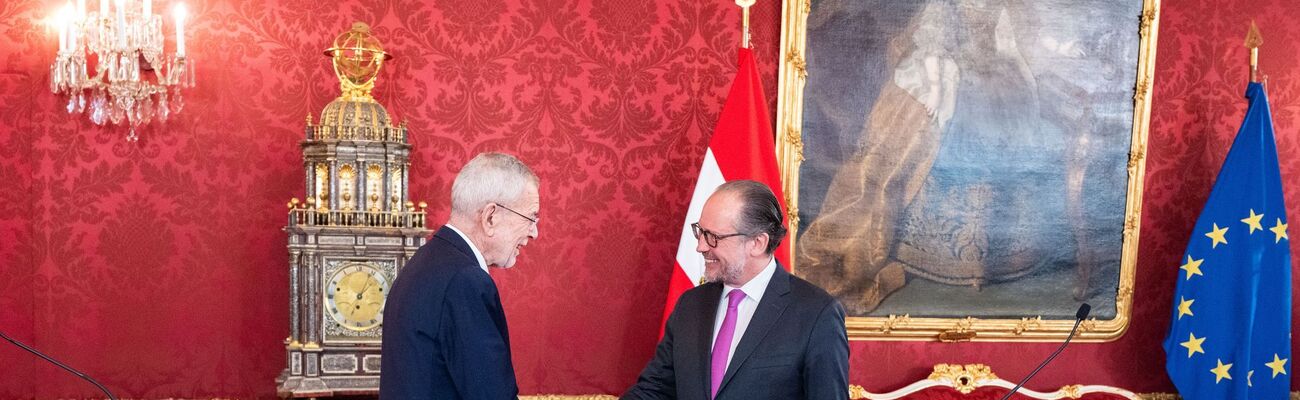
[319,98,390,133]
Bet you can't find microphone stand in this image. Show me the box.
[0,330,118,400]
[999,303,1090,400]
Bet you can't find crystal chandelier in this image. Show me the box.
[50,0,194,142]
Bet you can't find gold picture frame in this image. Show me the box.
[775,0,1159,341]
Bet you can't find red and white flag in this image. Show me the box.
[662,47,789,333]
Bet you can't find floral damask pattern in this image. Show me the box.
[0,0,1297,398]
[0,0,778,397]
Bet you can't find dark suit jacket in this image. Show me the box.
[622,264,849,400]
[380,226,518,400]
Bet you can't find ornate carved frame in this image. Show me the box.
[774,0,1161,341]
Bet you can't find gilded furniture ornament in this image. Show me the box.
[880,314,911,334]
[1133,78,1151,101]
[785,49,808,80]
[784,123,804,162]
[1013,316,1044,335]
[929,364,997,394]
[276,22,430,398]
[1140,9,1157,32]
[1128,149,1146,170]
[856,363,1141,399]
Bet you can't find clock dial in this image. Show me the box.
[325,262,389,331]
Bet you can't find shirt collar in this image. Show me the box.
[724,257,777,304]
[443,223,489,275]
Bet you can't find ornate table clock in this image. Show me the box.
[275,22,430,397]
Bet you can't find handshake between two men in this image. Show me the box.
[379,153,849,400]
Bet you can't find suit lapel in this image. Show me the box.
[716,264,792,397]
[696,282,723,400]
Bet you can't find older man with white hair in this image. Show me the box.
[381,152,540,400]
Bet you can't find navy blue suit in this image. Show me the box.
[380,226,518,399]
[622,265,849,400]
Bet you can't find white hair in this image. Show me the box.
[450,152,539,217]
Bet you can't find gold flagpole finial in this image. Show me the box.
[1244,21,1263,83]
[736,0,755,48]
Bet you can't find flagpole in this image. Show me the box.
[1245,21,1262,84]
[737,0,754,48]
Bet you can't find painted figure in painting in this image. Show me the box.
[796,0,1136,317]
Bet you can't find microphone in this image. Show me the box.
[998,303,1091,400]
[0,330,118,400]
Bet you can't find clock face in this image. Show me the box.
[325,262,389,331]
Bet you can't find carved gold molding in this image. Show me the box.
[858,364,1138,399]
[928,364,998,394]
[1137,393,1300,400]
[774,0,1162,342]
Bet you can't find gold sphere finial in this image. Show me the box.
[325,21,391,102]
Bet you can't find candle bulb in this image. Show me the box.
[63,1,76,52]
[143,0,150,17]
[68,15,77,51]
[115,0,125,47]
[57,12,67,53]
[173,3,185,56]
[77,0,85,18]
[99,0,107,16]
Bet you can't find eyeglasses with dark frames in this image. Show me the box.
[495,203,538,226]
[690,222,749,248]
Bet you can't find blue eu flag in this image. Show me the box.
[1163,82,1291,399]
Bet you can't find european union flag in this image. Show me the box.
[1163,82,1291,399]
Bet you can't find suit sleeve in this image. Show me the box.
[620,305,680,400]
[803,299,850,400]
[441,270,519,400]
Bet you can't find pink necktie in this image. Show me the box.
[710,289,746,399]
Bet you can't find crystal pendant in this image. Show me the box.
[49,64,58,93]
[127,127,139,142]
[110,101,124,124]
[66,96,76,114]
[90,92,107,125]
[172,89,184,114]
[140,96,154,123]
[156,92,169,122]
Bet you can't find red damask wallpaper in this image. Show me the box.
[0,0,1297,398]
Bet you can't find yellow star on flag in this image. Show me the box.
[1177,297,1194,319]
[1270,218,1288,243]
[1180,332,1206,358]
[1180,256,1204,280]
[1205,223,1229,248]
[1248,370,1254,387]
[1241,209,1264,234]
[1211,359,1233,383]
[1266,354,1288,378]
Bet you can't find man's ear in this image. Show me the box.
[480,203,498,236]
[750,232,769,257]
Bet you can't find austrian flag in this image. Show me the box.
[661,47,790,333]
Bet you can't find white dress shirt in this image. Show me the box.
[710,257,778,369]
[444,223,489,275]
